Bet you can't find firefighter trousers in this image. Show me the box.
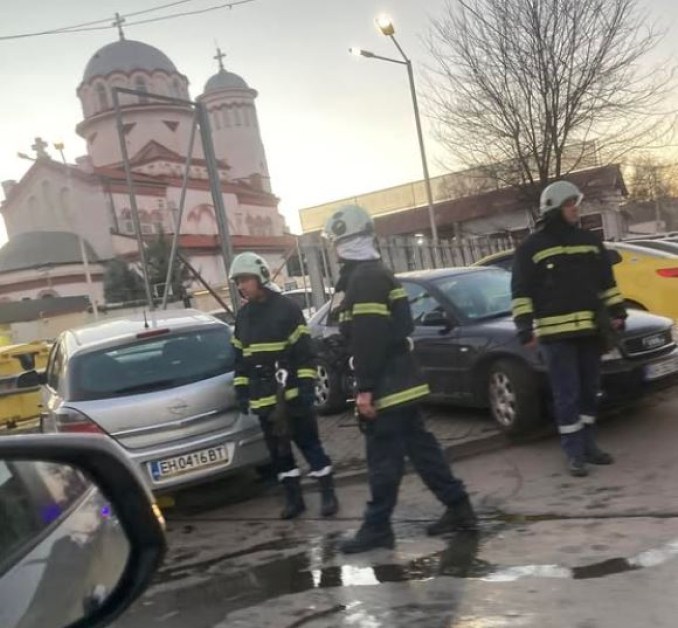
[361,404,468,529]
[540,337,602,461]
[258,410,332,481]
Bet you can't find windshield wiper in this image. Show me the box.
[113,379,178,394]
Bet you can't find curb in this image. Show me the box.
[302,429,510,490]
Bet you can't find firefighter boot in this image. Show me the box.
[317,474,339,517]
[339,524,395,554]
[427,495,478,536]
[280,476,306,520]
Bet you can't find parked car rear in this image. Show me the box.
[40,310,269,492]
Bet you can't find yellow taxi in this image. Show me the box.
[0,341,51,431]
[474,242,678,322]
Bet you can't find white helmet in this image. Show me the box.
[539,181,583,216]
[323,204,375,243]
[228,252,272,285]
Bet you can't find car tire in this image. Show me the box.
[487,359,541,435]
[314,358,346,415]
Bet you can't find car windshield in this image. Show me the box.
[69,326,235,401]
[434,269,512,320]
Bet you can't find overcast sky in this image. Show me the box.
[1,0,678,243]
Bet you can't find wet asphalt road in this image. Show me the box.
[114,389,678,627]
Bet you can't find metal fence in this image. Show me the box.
[296,233,515,310]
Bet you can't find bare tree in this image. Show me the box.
[627,154,678,201]
[426,0,677,217]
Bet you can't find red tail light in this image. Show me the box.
[656,268,678,278]
[54,408,104,434]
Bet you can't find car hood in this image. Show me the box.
[623,309,673,335]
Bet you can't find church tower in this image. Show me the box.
[199,49,272,192]
[75,22,198,168]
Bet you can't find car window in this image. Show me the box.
[45,343,65,392]
[69,326,236,401]
[434,270,512,320]
[401,281,445,325]
[0,460,90,573]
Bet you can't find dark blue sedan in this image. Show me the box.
[309,267,678,435]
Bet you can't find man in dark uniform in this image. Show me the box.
[323,205,476,554]
[230,252,339,518]
[512,181,627,477]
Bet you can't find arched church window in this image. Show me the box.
[264,217,273,236]
[233,106,242,127]
[251,107,259,130]
[41,181,53,211]
[151,210,163,233]
[212,110,221,130]
[135,77,149,103]
[96,83,108,111]
[59,188,70,215]
[222,109,231,128]
[172,79,181,97]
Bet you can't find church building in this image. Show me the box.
[0,30,293,307]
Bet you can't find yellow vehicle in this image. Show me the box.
[474,242,678,321]
[0,341,51,431]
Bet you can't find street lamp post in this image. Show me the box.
[350,15,439,245]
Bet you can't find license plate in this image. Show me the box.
[645,356,678,381]
[149,445,229,481]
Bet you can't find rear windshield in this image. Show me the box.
[69,326,235,401]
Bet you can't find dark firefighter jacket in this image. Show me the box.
[511,212,627,344]
[232,291,316,416]
[336,259,429,411]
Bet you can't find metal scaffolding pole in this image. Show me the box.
[161,112,199,309]
[112,88,155,310]
[196,101,239,311]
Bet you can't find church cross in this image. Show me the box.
[214,47,226,71]
[31,137,50,160]
[113,12,126,40]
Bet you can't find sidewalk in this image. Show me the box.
[317,405,505,480]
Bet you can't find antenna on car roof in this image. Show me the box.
[143,309,150,330]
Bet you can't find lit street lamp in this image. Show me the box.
[350,15,439,244]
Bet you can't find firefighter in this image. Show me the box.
[512,181,627,477]
[229,252,339,518]
[323,205,476,555]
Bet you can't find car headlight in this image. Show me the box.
[601,347,623,361]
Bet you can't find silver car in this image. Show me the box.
[41,310,269,492]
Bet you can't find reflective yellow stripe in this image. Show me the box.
[512,297,534,317]
[297,368,316,379]
[232,337,243,350]
[243,341,287,356]
[535,311,595,328]
[599,287,624,307]
[288,324,309,345]
[234,376,249,387]
[375,384,430,410]
[250,395,277,409]
[532,245,599,264]
[535,320,597,337]
[339,311,353,323]
[389,288,407,303]
[353,303,389,316]
[599,287,620,299]
[284,387,299,401]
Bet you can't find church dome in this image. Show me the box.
[0,232,98,274]
[204,68,249,92]
[83,39,178,82]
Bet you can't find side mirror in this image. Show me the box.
[421,311,452,328]
[0,435,166,628]
[15,370,44,389]
[607,250,622,265]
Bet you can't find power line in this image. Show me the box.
[0,0,256,41]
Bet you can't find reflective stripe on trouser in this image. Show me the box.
[362,404,467,528]
[257,410,332,482]
[540,339,601,461]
